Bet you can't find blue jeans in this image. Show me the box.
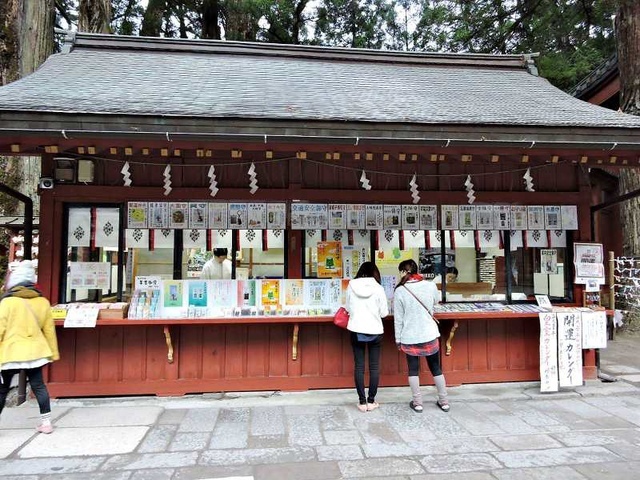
[350,332,382,404]
[0,367,51,415]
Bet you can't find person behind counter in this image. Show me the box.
[345,261,389,412]
[394,259,450,413]
[200,248,232,280]
[0,260,60,434]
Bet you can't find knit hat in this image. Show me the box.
[6,260,37,289]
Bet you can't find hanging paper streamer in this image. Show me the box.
[360,170,372,190]
[207,165,219,197]
[523,168,535,192]
[409,174,420,204]
[121,161,132,187]
[163,164,172,196]
[248,162,258,194]
[464,175,476,204]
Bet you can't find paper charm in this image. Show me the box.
[360,170,372,190]
[523,168,535,192]
[121,161,132,187]
[207,165,219,197]
[464,175,476,204]
[248,162,258,194]
[163,164,172,196]
[409,174,420,204]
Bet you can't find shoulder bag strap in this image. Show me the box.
[403,284,439,324]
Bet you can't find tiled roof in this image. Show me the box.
[1,32,640,129]
[571,54,619,100]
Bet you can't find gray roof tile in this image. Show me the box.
[1,33,639,129]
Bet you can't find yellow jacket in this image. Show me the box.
[0,292,60,367]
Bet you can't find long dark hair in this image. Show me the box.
[354,261,381,284]
[395,259,419,289]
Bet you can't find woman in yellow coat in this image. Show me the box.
[0,260,59,434]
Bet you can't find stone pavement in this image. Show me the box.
[1,329,640,480]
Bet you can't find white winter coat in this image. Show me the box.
[345,277,389,334]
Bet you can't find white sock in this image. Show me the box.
[40,412,52,426]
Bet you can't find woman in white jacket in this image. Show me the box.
[394,259,449,413]
[345,262,389,412]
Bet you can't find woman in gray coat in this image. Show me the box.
[394,259,449,413]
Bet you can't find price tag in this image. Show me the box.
[63,307,99,328]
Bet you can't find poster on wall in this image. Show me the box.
[261,280,281,307]
[458,205,476,230]
[574,242,605,284]
[510,206,527,230]
[189,203,208,229]
[581,310,607,349]
[561,205,579,230]
[494,205,511,230]
[476,205,494,230]
[342,245,368,279]
[187,280,208,307]
[208,203,228,229]
[544,205,562,230]
[228,203,248,229]
[317,241,343,278]
[169,202,189,229]
[290,204,305,230]
[267,203,287,230]
[163,280,184,308]
[127,202,148,229]
[441,205,458,230]
[304,280,329,310]
[365,205,384,230]
[402,205,419,230]
[68,262,111,290]
[148,202,169,229]
[527,206,545,230]
[540,249,558,274]
[539,312,559,393]
[383,205,402,229]
[302,204,328,229]
[247,203,267,229]
[419,205,438,230]
[328,204,347,230]
[347,204,366,229]
[284,279,305,306]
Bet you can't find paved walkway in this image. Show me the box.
[1,330,639,479]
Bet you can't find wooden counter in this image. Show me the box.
[48,312,596,398]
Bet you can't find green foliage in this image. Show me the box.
[0,155,24,282]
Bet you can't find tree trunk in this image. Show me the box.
[141,0,167,37]
[202,0,221,39]
[78,0,112,33]
[616,1,640,256]
[0,0,20,85]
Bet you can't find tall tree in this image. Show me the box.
[141,0,167,36]
[259,0,310,44]
[615,1,640,256]
[78,0,112,33]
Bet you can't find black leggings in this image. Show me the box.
[406,351,442,377]
[350,332,382,404]
[0,367,51,415]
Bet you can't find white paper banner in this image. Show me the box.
[539,312,559,393]
[379,230,399,250]
[478,230,500,250]
[327,230,348,245]
[154,229,174,248]
[94,207,120,248]
[454,230,475,248]
[239,229,262,249]
[211,229,232,250]
[404,230,425,248]
[126,228,149,249]
[267,230,285,249]
[549,230,567,248]
[183,229,207,249]
[557,311,583,387]
[352,230,370,247]
[581,310,607,349]
[68,208,91,247]
[526,230,549,248]
[509,231,523,251]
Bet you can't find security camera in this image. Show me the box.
[39,177,54,189]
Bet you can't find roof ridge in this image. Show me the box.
[58,31,534,70]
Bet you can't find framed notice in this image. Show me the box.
[383,205,402,229]
[228,203,248,229]
[365,205,383,230]
[317,241,343,278]
[510,206,527,230]
[189,202,208,229]
[169,202,189,229]
[402,205,419,230]
[527,206,545,230]
[328,204,347,230]
[302,204,328,229]
[267,203,286,230]
[458,205,476,230]
[441,205,458,230]
[247,203,267,229]
[557,311,583,387]
[208,203,228,229]
[346,204,365,229]
[148,202,168,229]
[561,205,578,230]
[419,205,438,230]
[544,205,562,230]
[476,205,494,230]
[494,205,510,230]
[127,202,148,229]
[574,242,605,284]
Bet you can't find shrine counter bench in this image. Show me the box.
[48,313,596,398]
